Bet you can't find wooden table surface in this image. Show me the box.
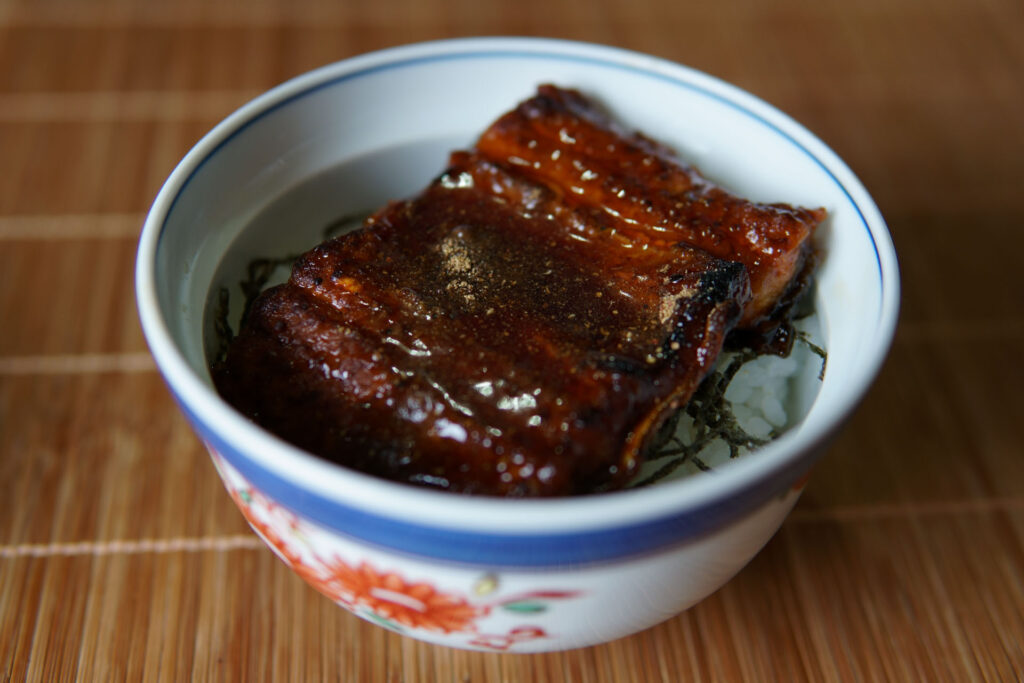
[2,0,1022,680]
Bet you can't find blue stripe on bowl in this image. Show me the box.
[187,401,825,568]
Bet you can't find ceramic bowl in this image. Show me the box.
[135,37,898,652]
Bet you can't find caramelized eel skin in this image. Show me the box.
[215,151,748,496]
[476,85,824,328]
[215,85,824,496]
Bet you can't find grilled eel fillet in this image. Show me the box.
[477,85,824,328]
[214,86,824,496]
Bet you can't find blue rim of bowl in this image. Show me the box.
[191,399,825,568]
[150,39,894,569]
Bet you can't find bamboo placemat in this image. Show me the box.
[2,0,1023,680]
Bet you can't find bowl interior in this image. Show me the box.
[141,38,897,532]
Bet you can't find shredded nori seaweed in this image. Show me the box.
[796,329,828,380]
[210,287,233,366]
[210,213,370,365]
[630,333,827,488]
[238,255,303,326]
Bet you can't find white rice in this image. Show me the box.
[628,314,824,486]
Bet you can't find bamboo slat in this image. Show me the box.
[1,0,1022,679]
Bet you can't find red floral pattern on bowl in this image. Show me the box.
[221,455,578,650]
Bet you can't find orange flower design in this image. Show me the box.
[222,478,580,646]
[318,558,486,633]
[469,626,548,651]
[230,488,304,568]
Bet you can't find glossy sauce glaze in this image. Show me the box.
[476,85,823,328]
[214,86,823,496]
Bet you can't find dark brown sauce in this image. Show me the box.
[212,85,826,497]
[476,85,825,328]
[215,164,748,496]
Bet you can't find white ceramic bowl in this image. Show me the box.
[136,37,898,652]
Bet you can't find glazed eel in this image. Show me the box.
[213,86,823,496]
